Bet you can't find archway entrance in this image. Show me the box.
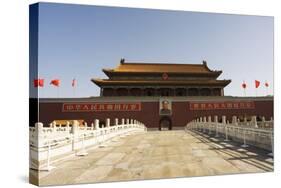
[159,116,172,131]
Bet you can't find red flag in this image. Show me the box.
[34,79,44,87]
[265,82,269,87]
[242,81,246,89]
[50,79,60,87]
[255,80,260,88]
[72,79,76,87]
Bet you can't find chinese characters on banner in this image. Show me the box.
[62,103,141,112]
[190,101,255,110]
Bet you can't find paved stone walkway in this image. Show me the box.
[36,130,273,186]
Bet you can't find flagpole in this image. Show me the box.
[72,78,76,98]
[265,81,268,96]
[73,86,75,97]
[57,87,59,98]
[41,86,44,99]
[41,81,44,98]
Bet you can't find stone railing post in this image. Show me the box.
[95,119,100,130]
[251,116,258,128]
[71,120,79,132]
[208,116,212,135]
[202,117,206,133]
[66,121,70,128]
[121,118,125,125]
[222,116,226,124]
[126,118,130,125]
[232,116,237,125]
[52,121,57,132]
[106,118,110,128]
[84,122,87,128]
[130,119,134,127]
[214,115,218,123]
[214,115,219,137]
[115,118,118,126]
[71,120,79,151]
[35,122,44,147]
[261,116,265,128]
[91,122,94,130]
[222,116,228,141]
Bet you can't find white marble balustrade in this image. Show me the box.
[30,118,147,171]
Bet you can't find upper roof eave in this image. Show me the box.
[91,78,232,87]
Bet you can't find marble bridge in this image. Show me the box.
[29,117,274,186]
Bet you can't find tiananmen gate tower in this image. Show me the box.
[92,59,231,97]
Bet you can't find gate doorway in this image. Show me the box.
[159,116,172,131]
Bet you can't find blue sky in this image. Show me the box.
[35,3,273,98]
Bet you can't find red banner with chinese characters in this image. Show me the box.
[62,103,141,112]
[189,101,255,110]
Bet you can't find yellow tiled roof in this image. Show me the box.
[104,61,219,74]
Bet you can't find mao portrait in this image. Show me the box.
[159,99,172,115]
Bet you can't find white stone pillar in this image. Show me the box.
[35,122,44,147]
[251,116,258,128]
[232,116,237,125]
[126,118,130,124]
[214,115,218,123]
[222,116,226,124]
[106,118,110,127]
[202,117,206,132]
[208,116,212,123]
[214,116,219,137]
[208,116,212,134]
[71,120,80,151]
[94,119,99,130]
[115,118,118,125]
[66,121,70,128]
[52,121,57,132]
[121,118,125,125]
[71,120,79,133]
[91,122,94,130]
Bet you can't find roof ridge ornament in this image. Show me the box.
[202,60,207,65]
[120,58,125,64]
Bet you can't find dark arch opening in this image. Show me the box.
[159,116,172,131]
